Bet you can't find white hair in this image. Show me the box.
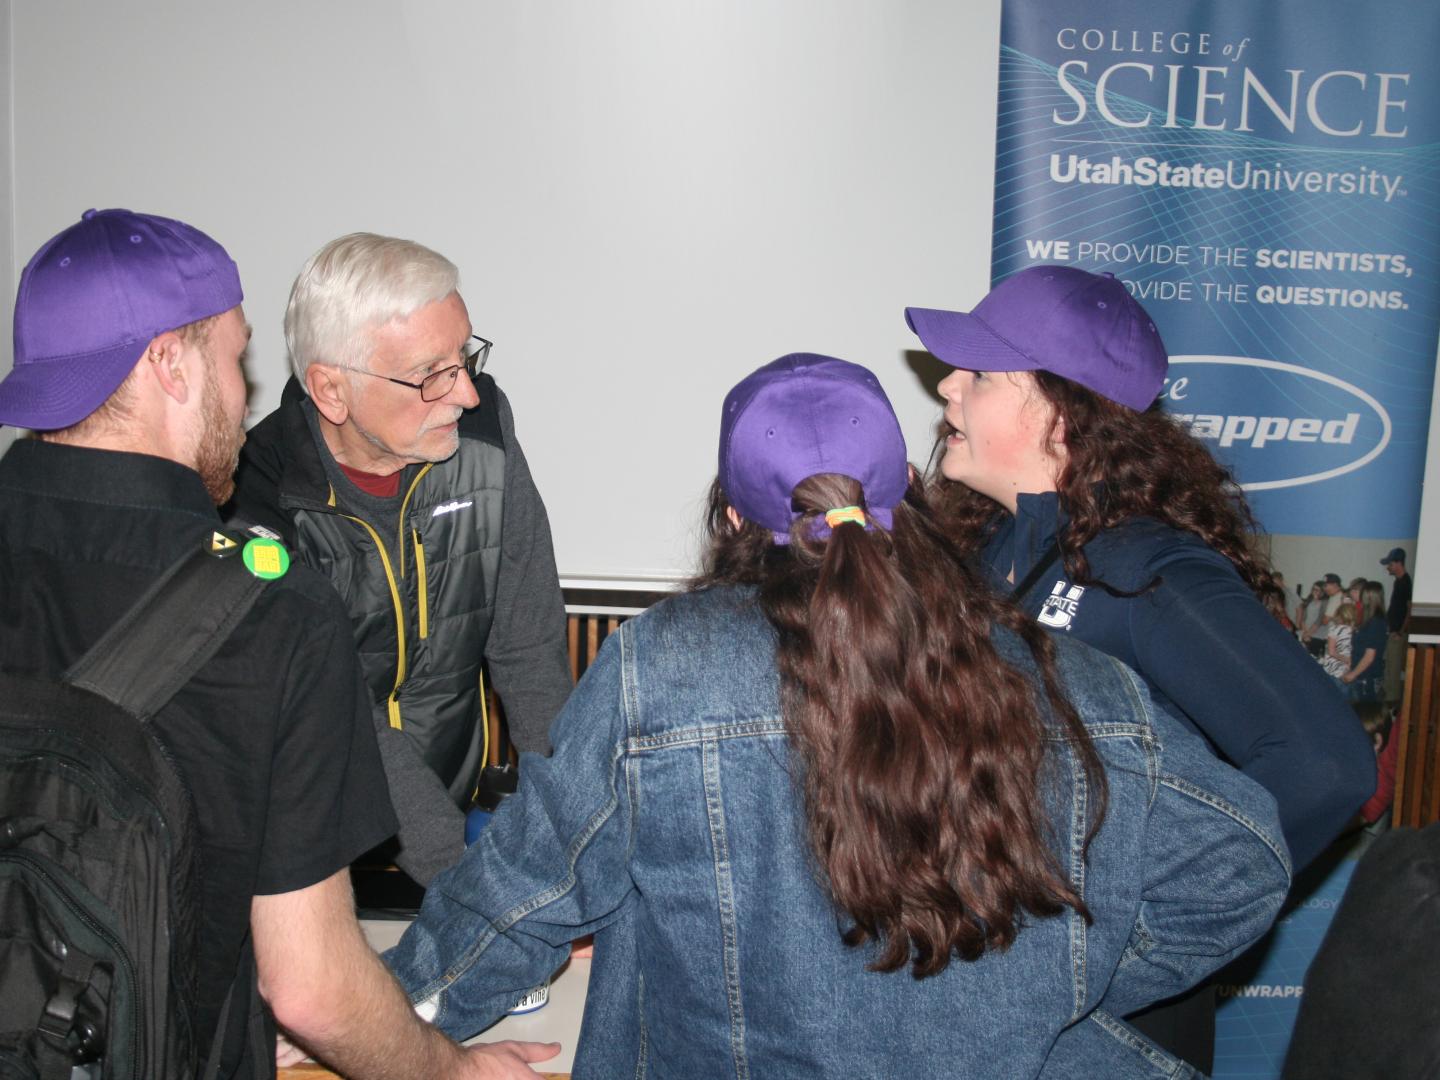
[284,233,460,385]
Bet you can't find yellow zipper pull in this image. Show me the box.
[414,528,430,640]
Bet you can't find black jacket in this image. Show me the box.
[229,374,572,883]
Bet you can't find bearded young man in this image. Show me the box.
[0,209,556,1080]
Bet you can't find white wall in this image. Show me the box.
[0,0,13,460]
[5,0,999,584]
[1414,345,1440,609]
[4,1,1437,592]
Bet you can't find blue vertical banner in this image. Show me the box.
[995,0,1440,539]
[1211,855,1357,1078]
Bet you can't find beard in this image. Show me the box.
[195,362,245,505]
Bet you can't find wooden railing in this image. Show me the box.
[493,598,1440,830]
[483,609,637,765]
[1393,607,1440,827]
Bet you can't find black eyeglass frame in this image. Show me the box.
[345,335,492,402]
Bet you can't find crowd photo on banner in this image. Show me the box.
[1,3,1438,1080]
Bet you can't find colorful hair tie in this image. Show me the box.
[824,505,867,529]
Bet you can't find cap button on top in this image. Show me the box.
[82,208,99,220]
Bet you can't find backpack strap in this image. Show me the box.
[64,531,278,1077]
[64,533,270,720]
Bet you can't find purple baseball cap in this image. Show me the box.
[905,266,1167,411]
[0,208,243,430]
[718,353,909,542]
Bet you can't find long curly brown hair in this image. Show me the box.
[932,370,1275,595]
[692,473,1107,978]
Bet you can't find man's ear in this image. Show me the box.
[725,505,744,531]
[145,331,192,405]
[306,364,351,426]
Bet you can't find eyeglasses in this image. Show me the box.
[345,335,492,402]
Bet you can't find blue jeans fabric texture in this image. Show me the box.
[386,586,1290,1079]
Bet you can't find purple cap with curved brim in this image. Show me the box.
[719,353,908,542]
[0,208,243,430]
[905,265,1167,411]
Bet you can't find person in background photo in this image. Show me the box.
[1321,602,1356,685]
[228,234,572,888]
[1381,547,1412,707]
[905,265,1374,1073]
[1261,582,1295,633]
[1347,576,1367,610]
[1299,580,1328,656]
[1319,572,1346,628]
[1354,701,1398,829]
[1343,581,1388,703]
[383,353,1289,1079]
[1319,601,1353,685]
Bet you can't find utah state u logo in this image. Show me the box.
[1038,579,1086,629]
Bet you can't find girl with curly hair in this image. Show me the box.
[907,266,1374,1068]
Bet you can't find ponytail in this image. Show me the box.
[693,474,1107,977]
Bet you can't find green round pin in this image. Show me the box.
[241,537,290,580]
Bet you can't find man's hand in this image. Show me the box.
[455,1040,561,1078]
[275,1030,308,1068]
[257,871,556,1080]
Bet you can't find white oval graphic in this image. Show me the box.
[1168,355,1391,491]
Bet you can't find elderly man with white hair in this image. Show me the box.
[230,234,571,887]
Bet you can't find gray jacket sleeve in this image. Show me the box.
[375,714,466,886]
[484,386,574,755]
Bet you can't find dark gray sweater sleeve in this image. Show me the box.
[373,720,466,886]
[484,386,574,755]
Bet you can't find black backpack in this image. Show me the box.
[0,538,267,1080]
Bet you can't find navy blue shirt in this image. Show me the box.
[1351,618,1387,692]
[982,492,1373,869]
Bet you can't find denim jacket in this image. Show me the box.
[386,586,1290,1079]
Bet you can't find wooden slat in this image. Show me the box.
[586,617,599,670]
[1403,647,1428,826]
[1394,645,1437,828]
[567,617,581,683]
[1415,647,1436,826]
[1392,645,1417,827]
[1426,651,1440,826]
